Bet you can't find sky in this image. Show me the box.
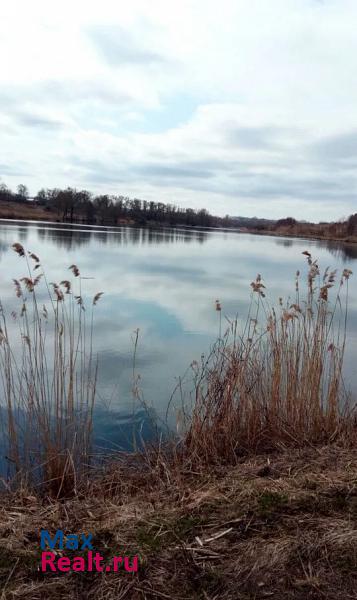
[1,0,357,221]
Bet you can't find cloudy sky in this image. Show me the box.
[1,0,357,220]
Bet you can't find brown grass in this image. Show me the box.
[0,244,103,496]
[0,247,356,598]
[1,247,356,489]
[182,253,355,465]
[1,446,357,599]
[0,202,55,222]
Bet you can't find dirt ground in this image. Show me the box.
[0,445,357,599]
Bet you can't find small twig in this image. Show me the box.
[1,557,19,599]
[203,527,233,543]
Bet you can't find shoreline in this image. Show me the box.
[243,227,357,246]
[1,444,357,599]
[1,205,357,246]
[0,234,356,599]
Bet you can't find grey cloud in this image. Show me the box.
[85,172,127,185]
[131,261,205,280]
[60,131,357,210]
[13,111,64,131]
[310,131,357,161]
[70,157,220,185]
[87,25,166,67]
[222,171,357,202]
[35,80,131,106]
[0,78,134,136]
[67,157,126,184]
[228,126,286,149]
[130,159,353,204]
[0,80,131,109]
[131,164,357,204]
[134,163,215,179]
[0,162,30,177]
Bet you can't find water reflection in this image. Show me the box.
[274,234,357,261]
[0,220,209,252]
[275,238,293,248]
[323,241,357,261]
[0,403,162,483]
[93,406,163,452]
[0,220,356,459]
[0,240,7,257]
[36,226,93,250]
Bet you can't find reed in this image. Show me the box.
[183,253,355,464]
[0,245,355,491]
[0,243,102,496]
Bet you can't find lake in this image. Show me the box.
[0,220,356,452]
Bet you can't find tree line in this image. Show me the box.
[0,182,237,228]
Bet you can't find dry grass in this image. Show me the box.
[0,243,103,496]
[0,446,357,599]
[182,253,356,465]
[0,203,54,222]
[0,247,356,597]
[1,247,356,489]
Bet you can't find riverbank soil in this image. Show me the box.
[0,445,357,599]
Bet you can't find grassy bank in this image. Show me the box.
[1,446,357,599]
[0,202,57,222]
[244,227,357,246]
[0,202,134,226]
[243,214,357,245]
[2,202,357,246]
[0,244,356,598]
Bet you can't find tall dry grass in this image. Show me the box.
[183,252,355,464]
[0,244,355,492]
[0,243,103,495]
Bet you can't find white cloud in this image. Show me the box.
[1,0,357,220]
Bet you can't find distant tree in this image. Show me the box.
[93,194,113,224]
[84,197,95,223]
[73,190,92,222]
[197,208,211,227]
[48,188,75,221]
[34,188,49,205]
[0,183,13,202]
[26,183,236,229]
[112,195,126,222]
[347,213,357,236]
[185,208,196,226]
[16,184,29,202]
[275,217,297,229]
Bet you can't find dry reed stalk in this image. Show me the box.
[0,243,103,496]
[182,254,355,465]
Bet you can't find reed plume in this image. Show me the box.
[182,254,355,465]
[0,244,102,496]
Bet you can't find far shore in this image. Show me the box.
[242,226,357,245]
[1,199,357,245]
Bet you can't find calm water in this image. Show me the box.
[0,220,357,451]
